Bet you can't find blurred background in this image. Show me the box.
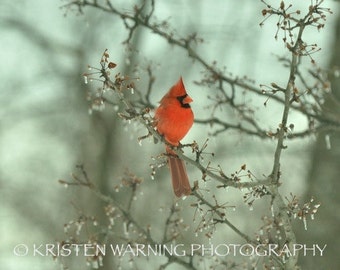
[1,0,339,269]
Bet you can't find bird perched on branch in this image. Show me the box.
[154,77,194,197]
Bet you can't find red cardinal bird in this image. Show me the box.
[154,77,194,197]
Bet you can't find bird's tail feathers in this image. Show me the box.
[168,155,191,197]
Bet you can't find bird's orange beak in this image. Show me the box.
[183,95,193,104]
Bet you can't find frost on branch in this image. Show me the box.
[285,193,321,230]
